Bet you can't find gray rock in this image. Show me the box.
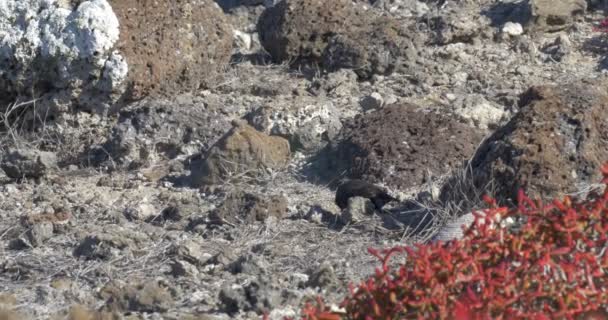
[26,222,54,247]
[95,95,230,169]
[435,9,491,45]
[219,277,281,315]
[542,34,572,62]
[170,240,211,265]
[169,259,199,278]
[339,196,375,224]
[210,190,288,225]
[245,100,342,153]
[307,262,339,290]
[73,230,145,260]
[452,94,509,130]
[432,213,475,242]
[123,201,158,221]
[1,149,58,180]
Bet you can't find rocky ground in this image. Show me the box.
[1,0,608,319]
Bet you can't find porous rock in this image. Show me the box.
[258,0,418,79]
[0,149,58,180]
[433,8,492,45]
[0,0,126,114]
[190,121,291,186]
[528,0,586,32]
[306,262,339,290]
[359,93,384,111]
[95,95,230,169]
[210,190,287,225]
[327,103,485,190]
[170,240,210,265]
[73,229,147,260]
[100,280,175,313]
[452,94,509,130]
[245,99,342,153]
[108,0,233,101]
[26,222,54,247]
[465,82,608,205]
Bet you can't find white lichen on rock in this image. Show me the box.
[0,0,126,114]
[453,94,509,130]
[247,101,343,153]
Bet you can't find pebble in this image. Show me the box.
[502,22,524,36]
[359,92,384,110]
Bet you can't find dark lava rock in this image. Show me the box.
[335,179,397,210]
[108,0,233,100]
[218,276,282,315]
[1,149,58,180]
[325,103,484,190]
[458,82,608,205]
[210,190,288,225]
[258,0,419,79]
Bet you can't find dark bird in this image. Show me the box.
[335,179,399,210]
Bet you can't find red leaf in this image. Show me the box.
[454,301,473,320]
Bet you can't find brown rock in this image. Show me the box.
[109,0,233,100]
[100,280,175,313]
[191,121,291,186]
[467,82,608,205]
[258,0,418,79]
[65,305,116,320]
[210,190,287,225]
[328,103,484,190]
[21,211,71,226]
[529,0,586,32]
[0,308,23,320]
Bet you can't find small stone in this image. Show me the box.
[453,94,508,130]
[211,190,288,225]
[432,213,475,242]
[516,66,531,75]
[0,149,58,180]
[556,33,571,48]
[307,262,339,290]
[26,222,54,247]
[502,22,523,36]
[452,71,469,84]
[289,273,310,288]
[384,94,398,105]
[124,201,158,221]
[171,240,210,265]
[359,92,384,111]
[233,30,252,51]
[339,197,375,224]
[169,259,199,277]
[268,308,297,320]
